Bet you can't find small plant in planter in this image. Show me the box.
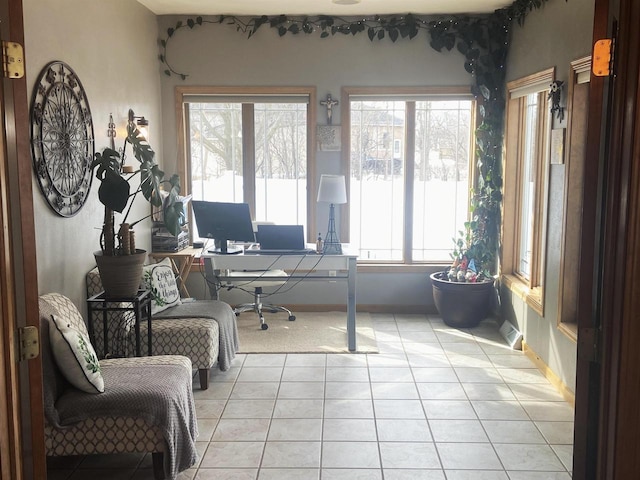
[91,109,184,297]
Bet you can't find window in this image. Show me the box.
[503,69,553,314]
[177,87,316,240]
[343,87,475,263]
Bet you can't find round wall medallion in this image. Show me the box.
[30,61,95,217]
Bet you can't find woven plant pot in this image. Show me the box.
[430,271,496,329]
[94,249,147,298]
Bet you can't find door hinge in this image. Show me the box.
[2,41,24,79]
[578,327,598,362]
[18,326,39,361]
[592,39,614,77]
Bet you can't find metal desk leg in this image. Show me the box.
[146,299,152,356]
[347,256,357,352]
[102,302,108,358]
[134,299,142,357]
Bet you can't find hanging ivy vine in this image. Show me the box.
[159,0,562,275]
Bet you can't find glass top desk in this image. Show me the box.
[201,248,358,351]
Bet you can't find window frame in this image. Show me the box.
[502,68,554,315]
[175,86,317,242]
[341,86,476,265]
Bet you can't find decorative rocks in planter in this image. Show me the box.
[430,271,496,329]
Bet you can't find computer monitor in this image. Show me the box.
[191,200,255,254]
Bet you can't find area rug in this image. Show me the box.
[236,311,378,354]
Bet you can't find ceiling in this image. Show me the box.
[137,0,513,16]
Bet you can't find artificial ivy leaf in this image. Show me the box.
[164,70,171,76]
[187,18,194,28]
[368,27,375,41]
[479,85,491,100]
[464,61,474,74]
[167,27,174,37]
[278,26,287,36]
[378,29,385,40]
[389,28,398,42]
[321,31,329,38]
[160,39,166,48]
[175,21,182,28]
[197,16,203,25]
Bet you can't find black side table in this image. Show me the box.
[87,289,152,358]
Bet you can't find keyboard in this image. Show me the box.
[243,248,317,255]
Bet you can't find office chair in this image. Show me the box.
[229,222,296,330]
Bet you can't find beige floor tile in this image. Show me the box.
[324,399,374,418]
[373,399,425,419]
[416,382,467,400]
[422,400,477,420]
[261,441,321,468]
[222,399,275,419]
[383,470,446,480]
[493,444,566,471]
[267,418,323,441]
[322,442,380,468]
[323,418,378,441]
[322,468,382,479]
[212,418,270,441]
[325,381,372,399]
[379,442,441,469]
[278,381,325,399]
[481,420,546,444]
[436,442,502,470]
[376,418,432,442]
[258,468,319,479]
[273,398,324,418]
[370,382,419,399]
[194,468,257,479]
[200,442,264,468]
[429,419,488,442]
[231,382,279,399]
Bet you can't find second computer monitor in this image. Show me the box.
[191,200,255,254]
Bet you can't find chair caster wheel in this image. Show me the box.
[288,315,296,321]
[261,324,269,330]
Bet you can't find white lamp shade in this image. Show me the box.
[317,174,347,204]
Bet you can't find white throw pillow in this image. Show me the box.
[49,314,104,393]
[141,257,182,314]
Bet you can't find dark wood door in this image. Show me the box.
[0,0,46,478]
[573,0,640,478]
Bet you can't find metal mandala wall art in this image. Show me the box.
[30,61,94,217]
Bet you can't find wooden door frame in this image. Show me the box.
[0,0,46,478]
[574,0,640,477]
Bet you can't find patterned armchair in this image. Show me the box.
[39,293,198,479]
[86,267,231,389]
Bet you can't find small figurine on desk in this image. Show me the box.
[316,233,323,254]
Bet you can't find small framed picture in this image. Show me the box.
[317,125,341,152]
[550,128,565,165]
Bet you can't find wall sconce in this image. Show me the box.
[128,108,149,140]
[317,174,347,255]
[123,109,149,173]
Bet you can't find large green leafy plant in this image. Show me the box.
[92,110,183,256]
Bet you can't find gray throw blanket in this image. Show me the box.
[51,363,197,479]
[155,300,239,371]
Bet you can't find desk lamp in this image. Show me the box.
[317,174,347,254]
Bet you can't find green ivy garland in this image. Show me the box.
[159,0,561,275]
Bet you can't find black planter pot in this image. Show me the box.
[430,271,496,329]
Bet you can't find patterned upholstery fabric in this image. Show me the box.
[86,268,219,370]
[45,416,164,457]
[39,295,189,461]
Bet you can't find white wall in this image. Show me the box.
[157,15,472,309]
[503,0,595,392]
[24,0,163,310]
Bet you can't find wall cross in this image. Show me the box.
[320,94,339,125]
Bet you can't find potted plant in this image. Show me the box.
[92,109,184,297]
[430,197,498,328]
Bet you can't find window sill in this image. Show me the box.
[557,321,578,342]
[502,274,544,316]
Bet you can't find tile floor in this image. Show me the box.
[47,314,575,480]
